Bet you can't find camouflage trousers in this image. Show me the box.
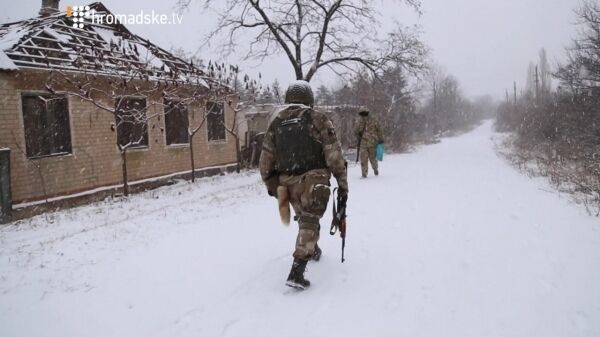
[360,144,378,177]
[279,169,331,261]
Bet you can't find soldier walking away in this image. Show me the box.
[355,109,384,178]
[259,80,349,290]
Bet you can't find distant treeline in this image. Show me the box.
[310,66,493,151]
[496,0,600,215]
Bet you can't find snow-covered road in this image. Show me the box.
[1,121,599,337]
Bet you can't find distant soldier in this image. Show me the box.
[355,109,384,178]
[259,80,348,290]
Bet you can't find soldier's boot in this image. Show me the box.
[374,169,379,176]
[286,258,310,290]
[312,244,322,261]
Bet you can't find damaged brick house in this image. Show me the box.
[0,1,238,220]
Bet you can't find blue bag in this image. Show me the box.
[376,143,384,161]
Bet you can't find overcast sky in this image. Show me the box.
[1,0,582,100]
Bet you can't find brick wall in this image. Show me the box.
[0,70,238,204]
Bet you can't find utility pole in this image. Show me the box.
[432,80,438,132]
[433,80,437,115]
[513,81,517,107]
[535,66,540,106]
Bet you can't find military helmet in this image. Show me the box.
[284,80,314,106]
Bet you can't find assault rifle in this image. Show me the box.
[330,187,347,263]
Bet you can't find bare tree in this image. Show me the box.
[192,65,262,176]
[223,73,261,173]
[164,89,208,183]
[6,9,251,196]
[496,0,600,215]
[45,63,212,195]
[556,0,600,90]
[180,0,428,81]
[318,65,426,151]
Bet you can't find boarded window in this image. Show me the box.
[115,97,148,148]
[206,101,226,142]
[164,99,189,145]
[21,93,72,158]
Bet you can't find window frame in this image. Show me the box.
[20,92,73,159]
[115,96,149,149]
[164,98,190,146]
[206,101,227,143]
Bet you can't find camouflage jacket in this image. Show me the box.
[259,105,349,193]
[355,115,384,148]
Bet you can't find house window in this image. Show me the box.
[206,101,226,142]
[21,93,72,158]
[164,99,189,145]
[115,97,148,148]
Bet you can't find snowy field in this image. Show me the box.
[1,120,599,337]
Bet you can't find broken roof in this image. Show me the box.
[0,2,209,87]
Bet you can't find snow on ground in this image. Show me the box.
[1,121,599,337]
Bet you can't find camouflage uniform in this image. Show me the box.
[355,114,384,177]
[260,105,348,261]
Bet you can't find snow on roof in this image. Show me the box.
[242,103,278,116]
[0,22,30,70]
[0,2,209,87]
[0,51,17,70]
[0,23,30,51]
